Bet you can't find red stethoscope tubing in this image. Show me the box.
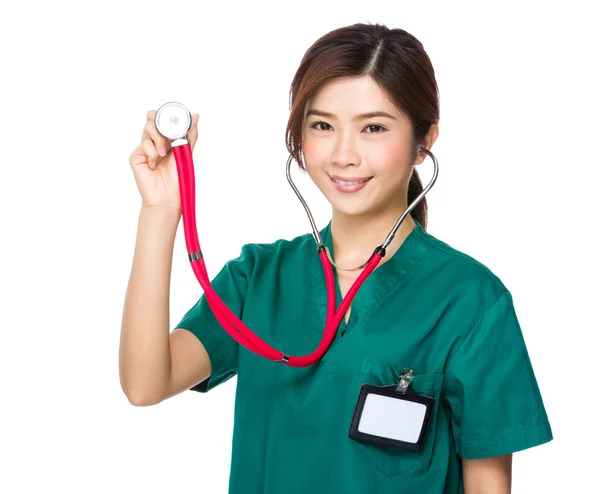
[172,142,383,366]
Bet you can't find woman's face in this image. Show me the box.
[302,75,419,219]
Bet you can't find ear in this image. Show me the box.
[415,123,440,165]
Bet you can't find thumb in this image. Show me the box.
[189,113,199,150]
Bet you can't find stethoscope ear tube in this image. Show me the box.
[286,144,439,271]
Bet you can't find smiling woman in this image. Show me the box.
[301,75,434,231]
[121,20,552,494]
[286,27,440,234]
[305,106,397,195]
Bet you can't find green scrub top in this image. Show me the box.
[175,218,553,493]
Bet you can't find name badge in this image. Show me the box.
[348,369,435,451]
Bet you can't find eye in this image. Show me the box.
[310,121,332,131]
[364,124,387,134]
[309,121,388,133]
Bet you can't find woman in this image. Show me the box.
[120,22,552,493]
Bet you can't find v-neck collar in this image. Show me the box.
[311,216,431,339]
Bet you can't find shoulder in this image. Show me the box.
[413,225,510,303]
[243,229,315,257]
[228,230,315,271]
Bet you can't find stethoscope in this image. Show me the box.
[154,101,439,367]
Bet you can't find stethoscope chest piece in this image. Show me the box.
[155,102,192,140]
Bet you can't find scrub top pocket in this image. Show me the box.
[348,353,444,478]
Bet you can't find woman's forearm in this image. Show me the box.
[119,205,181,405]
[463,454,512,493]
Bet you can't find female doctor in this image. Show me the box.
[120,22,553,494]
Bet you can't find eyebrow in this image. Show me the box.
[305,109,397,121]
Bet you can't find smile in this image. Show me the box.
[330,176,373,193]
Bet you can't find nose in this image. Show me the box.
[330,131,361,168]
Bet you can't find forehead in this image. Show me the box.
[305,75,401,119]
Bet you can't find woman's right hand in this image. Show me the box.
[129,109,200,210]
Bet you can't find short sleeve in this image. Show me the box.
[443,290,553,459]
[174,245,254,393]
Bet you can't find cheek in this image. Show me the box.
[369,139,412,174]
[301,138,326,177]
[302,136,318,162]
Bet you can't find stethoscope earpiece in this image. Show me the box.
[155,102,192,140]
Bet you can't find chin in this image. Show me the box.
[330,200,377,218]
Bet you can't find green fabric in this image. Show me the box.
[175,218,552,493]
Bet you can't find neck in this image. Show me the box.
[330,205,417,270]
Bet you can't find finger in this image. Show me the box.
[143,109,171,157]
[141,110,156,140]
[188,114,199,150]
[141,137,159,169]
[129,143,146,167]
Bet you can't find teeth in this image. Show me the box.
[333,179,368,185]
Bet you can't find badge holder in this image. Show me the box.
[349,369,435,452]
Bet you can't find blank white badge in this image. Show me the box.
[358,393,427,443]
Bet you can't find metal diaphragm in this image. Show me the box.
[155,102,192,140]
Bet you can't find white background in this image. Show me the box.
[1,1,598,492]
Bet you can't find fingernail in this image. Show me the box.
[159,147,166,156]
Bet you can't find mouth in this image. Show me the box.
[330,175,373,193]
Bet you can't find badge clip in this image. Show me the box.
[395,368,414,395]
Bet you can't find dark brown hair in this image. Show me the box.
[285,22,440,229]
